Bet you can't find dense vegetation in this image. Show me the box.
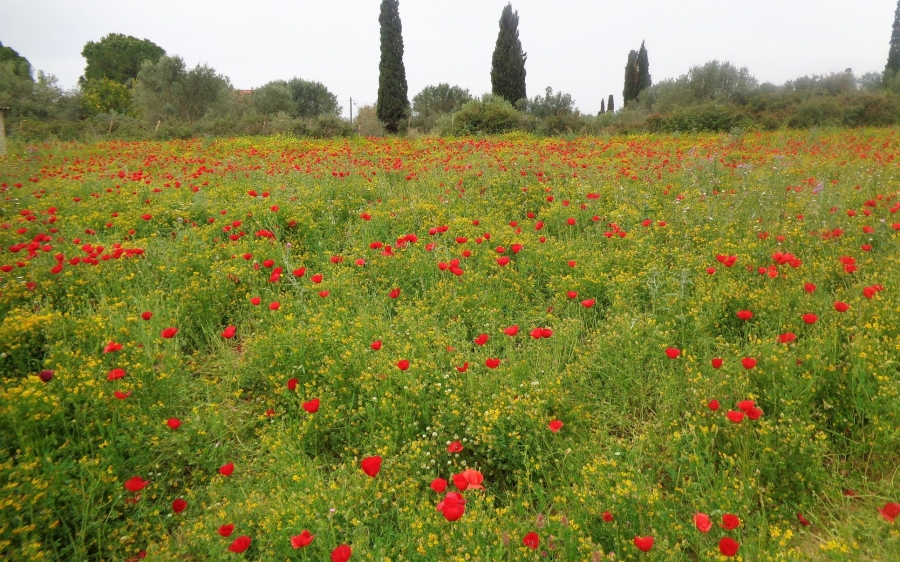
[1,130,899,560]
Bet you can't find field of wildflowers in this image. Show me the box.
[1,130,899,561]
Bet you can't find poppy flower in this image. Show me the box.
[707,267,716,275]
[737,400,755,413]
[103,341,122,353]
[665,347,681,359]
[114,390,131,399]
[291,530,315,548]
[361,456,382,477]
[718,537,740,557]
[721,513,740,530]
[568,260,576,267]
[797,512,811,526]
[460,468,483,489]
[804,283,817,294]
[311,273,323,284]
[802,313,818,325]
[485,358,500,369]
[879,502,900,522]
[167,418,181,430]
[269,302,280,310]
[431,478,448,493]
[39,369,54,382]
[219,463,235,476]
[222,326,236,339]
[503,325,519,336]
[172,498,187,513]
[474,333,489,346]
[497,256,510,266]
[371,340,382,350]
[581,299,595,308]
[141,311,153,321]
[778,332,797,344]
[522,531,540,549]
[741,357,757,369]
[218,523,235,537]
[456,362,468,372]
[602,511,613,522]
[228,536,251,553]
[747,407,763,420]
[633,536,654,552]
[711,358,723,369]
[727,410,745,423]
[708,399,720,411]
[287,378,298,391]
[293,267,306,277]
[452,472,469,491]
[397,359,410,371]
[161,327,178,339]
[436,491,466,521]
[834,301,849,312]
[124,476,149,492]
[693,512,712,533]
[250,297,261,306]
[736,310,753,321]
[447,440,463,453]
[389,288,401,299]
[567,291,578,299]
[548,420,563,433]
[303,398,320,413]
[331,544,352,562]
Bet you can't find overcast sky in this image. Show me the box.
[2,0,896,118]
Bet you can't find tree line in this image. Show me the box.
[3,0,900,141]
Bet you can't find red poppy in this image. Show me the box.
[665,347,681,359]
[581,299,595,308]
[726,410,745,423]
[804,283,817,294]
[834,301,849,312]
[222,326,236,339]
[114,390,131,399]
[456,362,468,372]
[474,333,489,346]
[718,537,739,557]
[103,341,122,353]
[218,523,235,537]
[522,531,540,549]
[141,311,153,321]
[228,536,251,553]
[371,340,382,350]
[711,358,723,369]
[802,313,818,325]
[331,544,352,562]
[361,456,382,477]
[693,512,712,533]
[389,288,401,299]
[172,498,187,513]
[269,302,280,310]
[397,359,410,371]
[879,502,900,522]
[250,297,261,305]
[161,327,178,339]
[503,325,519,336]
[736,310,753,321]
[485,358,500,369]
[108,368,126,381]
[291,530,315,548]
[708,399,720,411]
[124,476,148,492]
[741,357,756,369]
[447,440,463,453]
[548,420,563,433]
[167,418,181,430]
[431,478,448,493]
[497,256,510,266]
[779,332,797,344]
[287,378,298,391]
[721,513,740,530]
[219,463,235,476]
[436,491,466,521]
[797,512,811,526]
[602,511,613,522]
[303,398,320,413]
[311,274,323,284]
[633,536,654,552]
[567,291,578,299]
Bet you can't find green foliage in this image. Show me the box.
[411,84,472,131]
[599,98,605,114]
[253,78,341,118]
[80,33,165,85]
[80,77,133,117]
[647,101,751,133]
[133,56,232,123]
[638,41,651,92]
[355,104,386,136]
[527,86,575,118]
[608,94,614,113]
[0,41,32,79]
[376,0,409,133]
[886,0,900,85]
[490,3,527,105]
[623,49,639,105]
[451,94,521,135]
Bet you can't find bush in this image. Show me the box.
[450,95,521,135]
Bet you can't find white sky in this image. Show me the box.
[2,0,896,118]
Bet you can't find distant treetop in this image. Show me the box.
[81,33,166,86]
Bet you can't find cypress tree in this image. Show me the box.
[637,41,652,93]
[491,3,527,105]
[623,49,639,105]
[600,98,606,114]
[608,95,614,113]
[886,0,900,84]
[376,0,409,133]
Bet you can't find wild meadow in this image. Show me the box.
[1,130,899,561]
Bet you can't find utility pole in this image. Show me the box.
[350,98,353,124]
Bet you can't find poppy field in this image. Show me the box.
[1,130,900,561]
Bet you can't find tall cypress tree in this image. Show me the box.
[623,49,639,105]
[886,0,900,84]
[491,3,527,105]
[600,98,605,114]
[376,0,409,133]
[637,41,652,93]
[608,94,614,113]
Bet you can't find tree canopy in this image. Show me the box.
[491,3,527,105]
[133,55,231,122]
[887,0,900,83]
[81,33,165,85]
[376,0,409,133]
